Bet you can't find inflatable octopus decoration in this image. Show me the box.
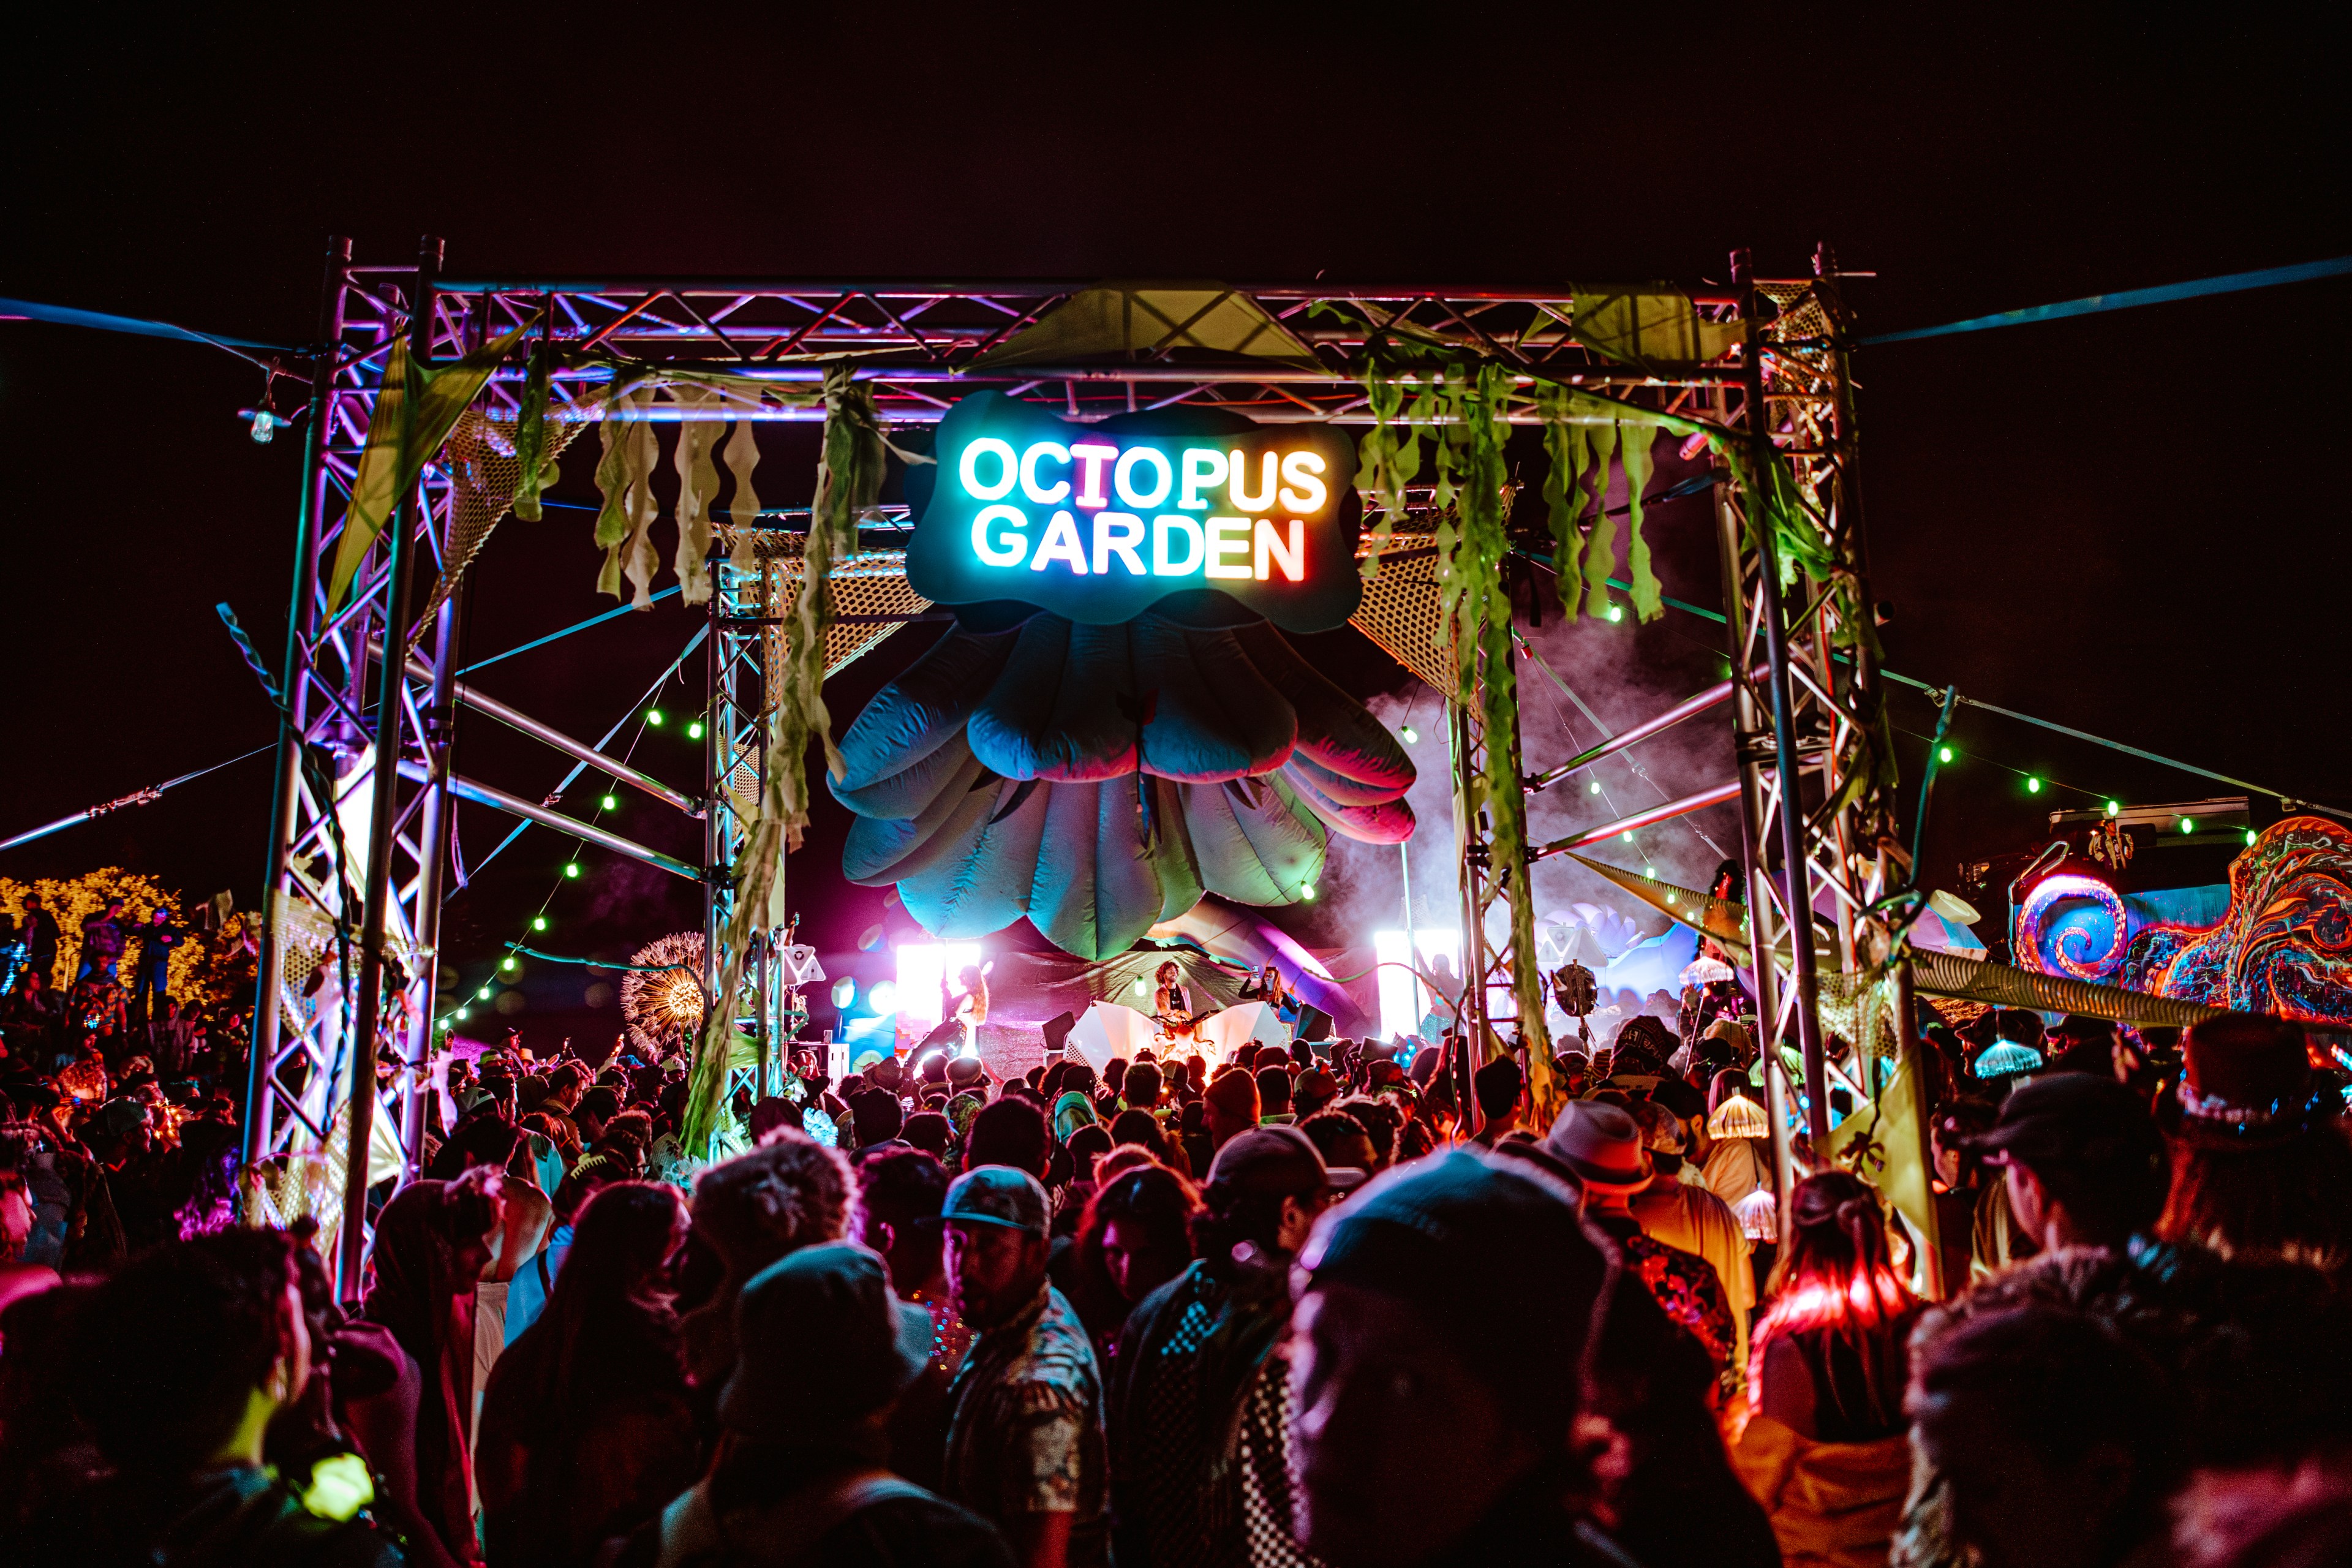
[2119,815,2352,1027]
[831,606,1415,960]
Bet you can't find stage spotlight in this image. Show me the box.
[1400,724,1419,744]
[532,916,547,932]
[565,862,582,878]
[1939,746,1954,763]
[868,981,899,1014]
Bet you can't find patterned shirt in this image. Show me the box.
[944,1282,1108,1567]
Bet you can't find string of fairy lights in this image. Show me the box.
[434,653,706,1038]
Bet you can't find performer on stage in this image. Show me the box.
[1239,961,1302,1036]
[941,962,989,1059]
[1152,960,1205,1046]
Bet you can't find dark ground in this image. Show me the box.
[4,9,2346,1048]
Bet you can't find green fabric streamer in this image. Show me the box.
[1578,421,1619,618]
[512,344,552,522]
[1620,422,1660,621]
[671,384,721,606]
[325,323,527,614]
[723,418,763,573]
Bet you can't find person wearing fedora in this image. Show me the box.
[2155,1011,2352,1270]
[1627,1099,1754,1384]
[1107,1126,1365,1568]
[1544,1103,1738,1386]
[938,1166,1108,1568]
[620,1243,1013,1568]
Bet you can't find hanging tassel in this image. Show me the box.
[1622,423,1661,621]
[671,385,721,605]
[1580,420,1620,617]
[723,417,762,573]
[619,385,662,608]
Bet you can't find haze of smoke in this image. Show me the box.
[1317,610,1743,963]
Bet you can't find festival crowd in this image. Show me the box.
[2,957,2350,1568]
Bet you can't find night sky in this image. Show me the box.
[5,12,2346,1047]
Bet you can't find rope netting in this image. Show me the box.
[1349,530,1450,692]
[413,405,600,633]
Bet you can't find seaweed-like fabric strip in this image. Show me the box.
[620,388,662,608]
[1133,619,1296,782]
[1229,622,1413,794]
[835,627,1020,806]
[1180,774,1325,905]
[723,418,761,574]
[1578,420,1619,619]
[1620,423,1661,621]
[671,385,722,606]
[968,615,1074,780]
[899,773,1052,940]
[842,744,992,884]
[1030,778,1167,960]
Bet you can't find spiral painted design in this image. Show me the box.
[2018,873,2130,981]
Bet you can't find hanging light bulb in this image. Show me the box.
[646,708,665,726]
[687,718,706,741]
[455,1006,470,1020]
[1300,883,1317,901]
[1606,603,1624,624]
[477,985,492,1000]
[532,915,547,932]
[2179,817,2195,835]
[2244,829,2257,846]
[565,861,582,878]
[1622,831,1634,842]
[1938,745,1954,764]
[2106,801,2121,816]
[1589,780,1602,795]
[601,793,619,812]
[1399,724,1419,744]
[2026,777,2042,794]
[501,956,518,971]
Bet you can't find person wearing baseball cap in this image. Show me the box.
[1966,1070,2169,1254]
[638,1243,1014,1567]
[938,1166,1107,1566]
[1106,1126,1361,1568]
